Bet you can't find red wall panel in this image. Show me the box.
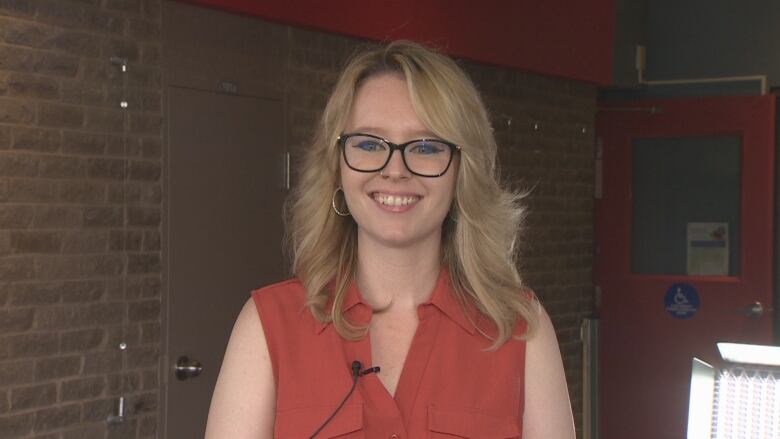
[175,0,614,85]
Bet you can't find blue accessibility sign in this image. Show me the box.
[664,283,700,319]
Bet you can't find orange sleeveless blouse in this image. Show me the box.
[252,270,527,438]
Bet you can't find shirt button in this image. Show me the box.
[390,435,399,439]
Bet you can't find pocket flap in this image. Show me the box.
[428,405,519,438]
[275,403,363,438]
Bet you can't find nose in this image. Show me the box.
[381,149,410,179]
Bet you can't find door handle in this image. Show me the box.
[175,356,203,381]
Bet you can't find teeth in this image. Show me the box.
[373,193,419,206]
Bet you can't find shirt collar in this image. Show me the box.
[313,269,477,335]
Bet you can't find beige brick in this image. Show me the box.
[10,230,62,253]
[140,42,160,65]
[61,80,105,107]
[9,331,59,357]
[62,423,105,439]
[127,65,160,88]
[106,134,141,156]
[106,322,141,347]
[109,229,142,251]
[10,383,57,410]
[142,230,159,251]
[33,403,82,432]
[106,0,142,13]
[82,206,122,227]
[82,351,121,375]
[37,155,87,178]
[40,30,101,57]
[58,180,107,203]
[0,153,39,177]
[0,0,36,17]
[126,206,159,226]
[31,205,82,228]
[85,157,124,179]
[61,376,105,401]
[34,355,81,380]
[140,137,161,158]
[61,328,105,352]
[129,275,160,298]
[0,256,35,282]
[60,279,104,302]
[0,412,34,438]
[61,229,108,253]
[107,371,141,394]
[29,50,79,78]
[81,398,113,423]
[35,0,122,34]
[11,127,60,152]
[32,253,119,279]
[0,388,7,413]
[4,73,59,100]
[110,182,160,204]
[129,113,161,135]
[138,414,157,436]
[143,0,161,17]
[8,282,61,306]
[128,299,159,322]
[0,360,34,386]
[0,16,52,46]
[84,108,124,132]
[36,302,123,330]
[61,131,106,155]
[37,102,84,128]
[0,98,35,124]
[7,178,59,202]
[139,321,159,344]
[0,203,34,229]
[127,253,160,274]
[141,369,157,390]
[0,125,10,149]
[127,159,160,181]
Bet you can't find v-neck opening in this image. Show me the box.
[363,303,443,425]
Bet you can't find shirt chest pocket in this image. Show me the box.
[428,406,520,439]
[275,403,364,438]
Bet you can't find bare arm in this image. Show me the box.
[522,305,576,439]
[205,297,276,438]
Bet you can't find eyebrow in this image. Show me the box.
[347,127,440,140]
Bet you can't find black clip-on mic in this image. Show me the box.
[308,361,380,439]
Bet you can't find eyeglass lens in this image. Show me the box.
[343,135,452,176]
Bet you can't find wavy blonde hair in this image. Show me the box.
[287,41,536,348]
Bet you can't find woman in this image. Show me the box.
[206,41,575,438]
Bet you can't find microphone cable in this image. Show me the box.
[308,361,380,439]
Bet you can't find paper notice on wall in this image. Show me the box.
[687,222,729,276]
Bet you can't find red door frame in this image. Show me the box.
[595,95,775,439]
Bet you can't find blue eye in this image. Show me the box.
[353,139,386,152]
[408,141,445,155]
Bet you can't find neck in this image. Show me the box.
[355,233,443,310]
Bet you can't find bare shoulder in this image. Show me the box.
[205,297,275,438]
[522,304,576,439]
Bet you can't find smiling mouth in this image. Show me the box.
[372,192,420,207]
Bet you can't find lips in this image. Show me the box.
[371,192,420,207]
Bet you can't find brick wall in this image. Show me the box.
[0,2,595,438]
[0,0,162,438]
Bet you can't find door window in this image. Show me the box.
[630,135,741,276]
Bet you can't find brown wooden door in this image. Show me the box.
[164,86,286,438]
[595,95,775,439]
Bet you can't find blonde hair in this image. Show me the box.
[287,41,536,348]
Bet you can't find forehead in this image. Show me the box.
[345,73,432,138]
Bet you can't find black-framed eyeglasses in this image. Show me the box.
[337,133,460,178]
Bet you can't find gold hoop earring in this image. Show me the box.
[331,187,350,217]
